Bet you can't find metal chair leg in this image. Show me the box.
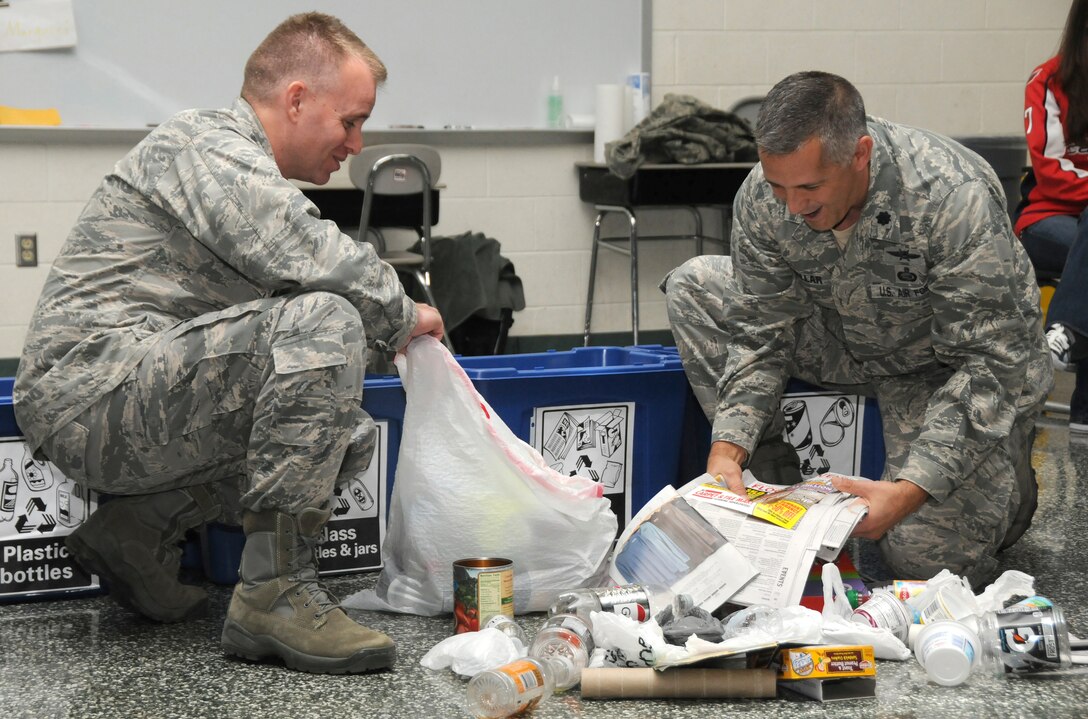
[583,210,606,346]
[410,268,454,350]
[624,208,640,346]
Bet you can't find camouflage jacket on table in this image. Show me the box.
[14,98,416,453]
[716,117,1052,500]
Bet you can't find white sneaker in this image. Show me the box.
[1045,324,1076,372]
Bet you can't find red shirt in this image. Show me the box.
[1015,55,1088,237]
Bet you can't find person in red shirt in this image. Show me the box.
[1015,0,1088,435]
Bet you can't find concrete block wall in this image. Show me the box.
[0,0,1070,359]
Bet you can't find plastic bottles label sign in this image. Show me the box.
[0,439,99,599]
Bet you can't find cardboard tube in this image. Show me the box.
[580,668,777,699]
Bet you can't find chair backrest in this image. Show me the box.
[729,96,763,130]
[349,144,442,195]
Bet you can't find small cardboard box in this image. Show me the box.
[779,677,877,702]
[776,645,876,680]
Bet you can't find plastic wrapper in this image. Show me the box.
[420,627,527,677]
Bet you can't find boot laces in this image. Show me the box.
[288,533,339,618]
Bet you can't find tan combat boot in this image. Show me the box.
[220,508,396,673]
[65,484,221,622]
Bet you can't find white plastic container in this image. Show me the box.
[913,620,981,686]
[913,575,978,624]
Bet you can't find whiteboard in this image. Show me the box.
[0,0,648,129]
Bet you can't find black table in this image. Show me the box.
[576,161,755,345]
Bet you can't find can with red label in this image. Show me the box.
[453,557,514,634]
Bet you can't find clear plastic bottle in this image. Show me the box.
[465,656,569,719]
[721,605,784,640]
[528,613,594,691]
[548,584,669,623]
[975,601,1073,675]
[484,614,529,647]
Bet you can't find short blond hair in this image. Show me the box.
[242,12,387,104]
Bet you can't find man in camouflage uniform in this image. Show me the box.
[13,13,443,673]
[664,72,1052,587]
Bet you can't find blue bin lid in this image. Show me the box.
[458,346,681,379]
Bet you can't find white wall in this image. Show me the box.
[0,0,1070,359]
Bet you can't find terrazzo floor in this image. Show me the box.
[2,382,1087,719]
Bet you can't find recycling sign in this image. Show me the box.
[0,439,99,599]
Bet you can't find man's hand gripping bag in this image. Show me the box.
[346,335,617,615]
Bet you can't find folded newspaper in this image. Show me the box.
[607,473,868,612]
[608,485,758,614]
[685,475,840,529]
[679,472,868,609]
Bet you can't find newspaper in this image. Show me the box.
[608,485,758,614]
[684,475,839,529]
[680,473,867,609]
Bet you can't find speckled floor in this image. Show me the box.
[2,381,1087,719]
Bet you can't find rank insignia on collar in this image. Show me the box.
[877,211,892,225]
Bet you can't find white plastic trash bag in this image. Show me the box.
[345,336,617,615]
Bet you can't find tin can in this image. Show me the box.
[850,588,913,643]
[453,557,514,634]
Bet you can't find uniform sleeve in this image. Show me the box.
[898,179,1042,501]
[1024,65,1088,209]
[152,129,416,352]
[710,176,813,451]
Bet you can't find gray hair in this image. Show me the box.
[755,71,867,166]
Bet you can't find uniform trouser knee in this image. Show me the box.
[247,292,367,513]
[43,293,369,516]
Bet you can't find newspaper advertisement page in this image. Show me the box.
[684,474,839,529]
[679,474,866,608]
[609,485,757,613]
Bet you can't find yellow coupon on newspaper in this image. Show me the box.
[685,475,840,529]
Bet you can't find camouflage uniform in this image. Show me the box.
[664,117,1053,586]
[14,98,415,514]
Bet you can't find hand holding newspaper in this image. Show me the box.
[685,475,841,529]
[680,472,869,608]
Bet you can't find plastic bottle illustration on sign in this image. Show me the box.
[57,475,87,528]
[0,457,17,522]
[22,445,54,491]
[781,394,860,477]
[0,442,88,532]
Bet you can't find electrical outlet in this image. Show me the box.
[16,233,37,267]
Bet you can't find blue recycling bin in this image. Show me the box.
[458,346,689,523]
